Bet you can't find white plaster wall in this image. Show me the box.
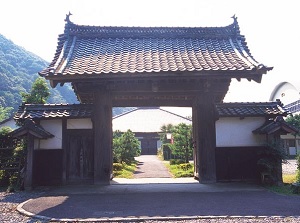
[34,119,62,150]
[216,117,266,147]
[67,118,93,129]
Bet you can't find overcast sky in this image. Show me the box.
[1,0,299,103]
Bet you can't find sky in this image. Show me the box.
[1,0,300,105]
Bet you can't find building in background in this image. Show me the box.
[270,81,300,157]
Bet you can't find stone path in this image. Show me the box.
[134,155,172,178]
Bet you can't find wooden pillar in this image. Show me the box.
[93,90,112,184]
[24,134,34,190]
[193,93,217,183]
[61,118,67,185]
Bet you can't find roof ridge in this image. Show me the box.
[63,14,240,40]
[65,13,238,30]
[158,108,192,121]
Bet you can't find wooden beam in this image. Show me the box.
[93,90,112,184]
[24,134,34,190]
[61,118,67,185]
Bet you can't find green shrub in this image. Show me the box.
[170,159,185,165]
[174,170,194,178]
[113,130,140,164]
[179,163,192,171]
[296,155,300,183]
[113,163,123,171]
[0,170,9,186]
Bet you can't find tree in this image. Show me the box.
[159,124,174,144]
[21,77,50,104]
[286,114,300,135]
[0,106,13,122]
[113,130,141,164]
[169,123,193,163]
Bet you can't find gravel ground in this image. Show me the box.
[0,161,299,223]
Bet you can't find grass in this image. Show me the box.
[113,161,138,178]
[164,162,194,178]
[283,174,297,184]
[266,173,299,196]
[267,184,296,195]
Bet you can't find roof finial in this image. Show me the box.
[231,14,238,24]
[65,12,73,23]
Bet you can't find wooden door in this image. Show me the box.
[66,130,94,183]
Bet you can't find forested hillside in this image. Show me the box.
[0,34,132,120]
[0,34,77,114]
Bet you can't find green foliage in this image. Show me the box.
[21,77,50,104]
[169,123,193,163]
[0,127,25,190]
[0,126,12,136]
[0,34,78,115]
[113,163,123,171]
[296,155,300,183]
[285,114,300,136]
[179,163,193,171]
[165,163,194,178]
[159,124,174,144]
[258,140,288,185]
[113,130,141,164]
[170,159,185,165]
[0,106,13,122]
[112,162,137,178]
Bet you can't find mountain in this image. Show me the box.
[0,34,132,118]
[0,34,78,111]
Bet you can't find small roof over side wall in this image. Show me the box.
[216,100,288,118]
[253,116,299,135]
[14,101,288,125]
[9,119,54,139]
[14,103,93,122]
[39,15,272,88]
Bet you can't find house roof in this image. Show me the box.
[39,15,271,87]
[113,107,191,132]
[14,103,93,121]
[14,101,288,122]
[215,100,289,118]
[9,119,54,139]
[253,116,299,135]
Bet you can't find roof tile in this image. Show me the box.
[40,17,272,79]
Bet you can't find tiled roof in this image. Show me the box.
[253,116,299,135]
[39,16,272,82]
[14,101,288,123]
[14,104,93,121]
[216,101,289,117]
[9,119,54,139]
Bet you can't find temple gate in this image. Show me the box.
[37,14,272,184]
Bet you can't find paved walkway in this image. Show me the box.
[134,155,172,178]
[16,156,300,222]
[18,183,300,222]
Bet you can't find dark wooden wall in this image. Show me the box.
[33,149,63,186]
[135,132,159,155]
[215,147,263,182]
[66,129,94,184]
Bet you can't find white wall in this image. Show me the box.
[34,119,62,150]
[216,117,266,147]
[67,118,92,129]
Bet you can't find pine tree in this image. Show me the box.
[21,77,50,104]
